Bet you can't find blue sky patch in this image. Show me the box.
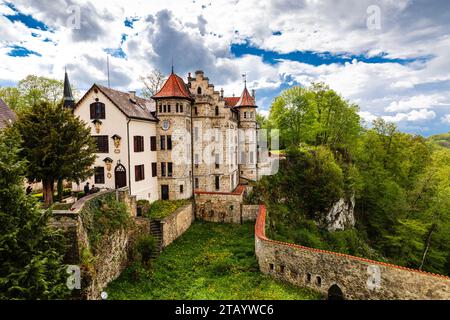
[104,48,127,59]
[231,42,430,66]
[4,2,49,31]
[124,17,140,28]
[7,45,41,57]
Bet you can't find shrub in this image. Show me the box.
[133,234,158,268]
[76,191,85,200]
[79,193,133,254]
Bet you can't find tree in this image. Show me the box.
[140,69,166,99]
[0,75,77,113]
[18,75,64,107]
[268,83,362,156]
[269,86,318,150]
[0,87,26,112]
[0,130,68,299]
[13,101,97,207]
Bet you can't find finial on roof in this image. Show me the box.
[171,56,174,74]
[242,73,247,88]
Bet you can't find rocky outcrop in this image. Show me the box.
[319,195,355,231]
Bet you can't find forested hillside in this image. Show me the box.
[251,83,450,276]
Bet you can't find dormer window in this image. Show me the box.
[90,102,105,119]
[197,87,202,95]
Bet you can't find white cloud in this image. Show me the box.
[1,0,450,136]
[441,114,450,124]
[383,109,436,123]
[385,95,444,112]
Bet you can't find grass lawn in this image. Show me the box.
[106,222,321,300]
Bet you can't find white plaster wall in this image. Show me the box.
[72,88,158,202]
[128,119,158,202]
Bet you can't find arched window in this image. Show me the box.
[197,87,202,95]
[176,103,179,113]
[180,104,183,113]
[244,112,247,119]
[90,102,105,119]
[215,106,219,116]
[316,276,322,287]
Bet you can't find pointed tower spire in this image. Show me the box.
[63,68,75,109]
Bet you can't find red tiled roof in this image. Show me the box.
[153,73,192,100]
[236,87,256,107]
[224,97,239,107]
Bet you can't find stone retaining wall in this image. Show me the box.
[255,205,450,300]
[50,188,148,300]
[160,203,194,248]
[195,185,250,223]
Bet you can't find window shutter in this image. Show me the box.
[152,162,157,177]
[167,136,172,150]
[168,162,173,177]
[90,104,95,119]
[150,136,156,151]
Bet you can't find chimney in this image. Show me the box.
[220,88,224,98]
[251,89,255,99]
[129,90,136,102]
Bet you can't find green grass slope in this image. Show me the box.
[428,132,450,149]
[106,222,320,300]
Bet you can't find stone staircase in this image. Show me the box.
[149,220,163,258]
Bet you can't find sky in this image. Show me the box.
[1,0,450,136]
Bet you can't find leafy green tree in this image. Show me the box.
[13,101,97,207]
[0,87,26,112]
[18,75,64,107]
[269,86,318,150]
[0,75,78,113]
[0,130,68,299]
[268,83,361,157]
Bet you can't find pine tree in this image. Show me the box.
[0,130,68,299]
[13,101,97,207]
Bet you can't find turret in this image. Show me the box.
[63,68,75,109]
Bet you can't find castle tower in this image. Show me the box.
[235,85,258,181]
[188,71,240,193]
[63,68,75,109]
[152,71,194,200]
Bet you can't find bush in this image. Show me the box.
[76,191,85,200]
[79,193,133,254]
[133,234,158,268]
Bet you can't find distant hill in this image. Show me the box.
[428,132,450,149]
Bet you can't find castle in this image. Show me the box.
[70,69,260,213]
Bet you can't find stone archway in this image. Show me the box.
[328,284,345,300]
